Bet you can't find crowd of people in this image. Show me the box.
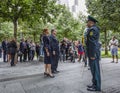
[0,33,88,67]
[0,38,41,66]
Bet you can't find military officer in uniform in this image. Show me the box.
[86,16,101,91]
[50,29,60,73]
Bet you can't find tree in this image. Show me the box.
[0,0,86,42]
[20,0,65,41]
[0,0,32,39]
[0,0,57,39]
[85,0,120,55]
[52,7,84,41]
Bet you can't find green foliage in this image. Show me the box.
[86,0,120,55]
[101,50,120,58]
[0,0,86,42]
[0,0,59,39]
[0,22,13,41]
[52,8,86,41]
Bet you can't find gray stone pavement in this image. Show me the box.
[0,58,120,93]
[0,58,83,82]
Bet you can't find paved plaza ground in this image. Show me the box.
[0,58,120,93]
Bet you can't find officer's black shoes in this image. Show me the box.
[87,87,101,92]
[87,87,96,91]
[87,84,95,88]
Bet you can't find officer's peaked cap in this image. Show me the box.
[87,16,98,23]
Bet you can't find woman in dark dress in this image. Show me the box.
[9,39,17,66]
[43,29,54,78]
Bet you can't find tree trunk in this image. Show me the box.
[13,20,18,40]
[104,30,108,55]
[33,33,36,42]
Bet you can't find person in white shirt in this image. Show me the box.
[109,36,118,63]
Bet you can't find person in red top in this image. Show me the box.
[77,41,84,62]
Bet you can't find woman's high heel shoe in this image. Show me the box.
[48,74,55,78]
[44,72,48,76]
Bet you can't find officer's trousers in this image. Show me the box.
[89,57,101,91]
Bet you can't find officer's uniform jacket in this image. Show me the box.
[86,25,100,58]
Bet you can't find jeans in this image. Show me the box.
[29,50,35,60]
[61,50,66,62]
[40,44,44,56]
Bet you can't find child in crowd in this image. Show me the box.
[77,41,84,62]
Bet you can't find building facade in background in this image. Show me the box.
[57,0,87,17]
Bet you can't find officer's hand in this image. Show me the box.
[90,57,95,60]
[53,51,55,55]
[47,52,50,56]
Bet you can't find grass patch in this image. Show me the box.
[101,51,120,58]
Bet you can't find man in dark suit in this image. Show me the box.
[2,39,8,62]
[50,29,60,73]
